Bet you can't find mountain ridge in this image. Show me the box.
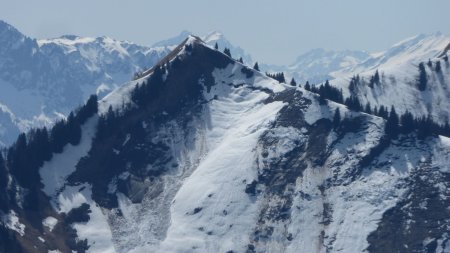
[0,35,449,252]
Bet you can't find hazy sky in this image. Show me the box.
[1,0,450,64]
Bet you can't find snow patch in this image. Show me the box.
[1,210,25,236]
[42,216,58,232]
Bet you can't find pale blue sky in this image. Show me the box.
[1,0,450,64]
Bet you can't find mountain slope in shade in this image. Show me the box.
[0,36,449,253]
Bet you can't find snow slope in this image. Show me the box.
[326,33,450,124]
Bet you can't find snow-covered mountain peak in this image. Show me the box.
[340,32,450,75]
[202,31,225,43]
[151,30,192,48]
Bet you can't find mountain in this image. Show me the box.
[152,30,253,64]
[0,35,449,253]
[324,33,450,125]
[262,48,370,84]
[0,22,253,147]
[0,20,175,146]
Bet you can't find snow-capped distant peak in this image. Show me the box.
[202,31,225,44]
[151,30,193,47]
[37,35,96,46]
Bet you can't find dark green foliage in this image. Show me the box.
[240,66,254,78]
[369,70,380,88]
[385,106,399,138]
[253,62,260,71]
[96,106,118,141]
[377,105,389,119]
[348,75,361,94]
[7,93,98,190]
[76,95,98,125]
[0,153,9,211]
[184,43,193,52]
[7,133,30,187]
[364,103,372,114]
[223,48,231,57]
[304,81,311,91]
[245,180,258,195]
[333,108,341,128]
[400,110,415,134]
[417,62,427,91]
[131,65,164,107]
[344,95,362,111]
[67,112,82,146]
[266,72,286,83]
[0,153,7,190]
[372,106,378,116]
[417,115,433,139]
[290,78,297,87]
[310,80,344,104]
[435,61,441,73]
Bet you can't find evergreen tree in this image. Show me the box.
[223,48,231,57]
[378,105,388,119]
[304,81,311,91]
[348,75,360,94]
[344,95,362,111]
[369,70,380,88]
[290,78,297,87]
[253,62,260,71]
[333,108,341,128]
[444,54,449,62]
[417,62,427,91]
[278,72,286,83]
[427,59,433,67]
[0,153,8,190]
[67,112,82,146]
[364,103,372,114]
[214,42,218,50]
[435,61,442,73]
[51,120,68,153]
[76,94,98,124]
[373,106,378,116]
[238,57,243,64]
[385,106,399,138]
[0,152,8,211]
[400,110,415,133]
[8,133,28,187]
[417,115,433,139]
[266,72,286,83]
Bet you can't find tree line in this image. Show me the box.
[309,78,450,139]
[4,95,98,190]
